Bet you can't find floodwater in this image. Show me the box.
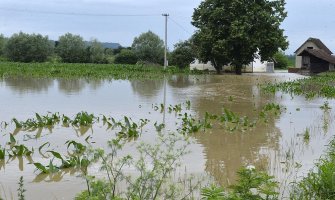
[0,73,334,199]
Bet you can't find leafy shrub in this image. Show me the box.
[273,51,289,69]
[169,40,196,69]
[114,49,137,64]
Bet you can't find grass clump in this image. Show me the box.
[201,167,278,200]
[290,137,335,199]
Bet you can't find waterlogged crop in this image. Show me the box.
[0,62,206,80]
[262,73,335,99]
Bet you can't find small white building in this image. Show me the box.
[190,58,274,73]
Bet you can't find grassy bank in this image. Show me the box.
[0,62,206,79]
[263,72,335,99]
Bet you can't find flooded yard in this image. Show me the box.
[0,73,334,199]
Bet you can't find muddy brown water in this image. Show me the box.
[0,73,334,199]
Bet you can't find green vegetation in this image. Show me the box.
[0,62,205,79]
[114,49,138,64]
[290,137,335,199]
[88,39,107,64]
[0,34,6,58]
[286,54,295,67]
[202,167,278,200]
[192,0,288,74]
[4,32,54,63]
[17,176,26,200]
[273,51,290,69]
[56,33,87,63]
[263,73,335,99]
[169,40,196,69]
[131,31,164,65]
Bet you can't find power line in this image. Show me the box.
[0,7,161,17]
[168,16,193,35]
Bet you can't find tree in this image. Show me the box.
[132,31,164,65]
[192,0,288,74]
[56,33,87,63]
[169,40,196,69]
[0,34,7,57]
[114,49,138,64]
[273,51,289,69]
[88,39,106,63]
[4,32,53,62]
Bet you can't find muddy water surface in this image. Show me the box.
[0,73,334,199]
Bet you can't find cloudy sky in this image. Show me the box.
[0,0,334,54]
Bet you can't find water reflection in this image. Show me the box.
[2,77,53,94]
[130,79,164,99]
[1,73,332,199]
[58,79,87,94]
[186,75,281,185]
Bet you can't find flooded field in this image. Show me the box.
[0,73,334,199]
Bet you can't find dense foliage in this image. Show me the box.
[56,33,87,63]
[169,40,196,69]
[4,32,53,62]
[273,51,289,69]
[0,34,6,57]
[114,49,138,64]
[88,39,107,64]
[132,31,164,65]
[192,0,288,74]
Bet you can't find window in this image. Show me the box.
[307,47,313,49]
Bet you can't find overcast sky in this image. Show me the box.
[0,0,334,54]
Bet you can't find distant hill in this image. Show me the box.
[52,40,122,49]
[101,42,122,49]
[85,41,122,49]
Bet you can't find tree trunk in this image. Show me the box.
[235,65,242,75]
[215,66,222,74]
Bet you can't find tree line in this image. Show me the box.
[0,0,292,73]
[0,31,196,69]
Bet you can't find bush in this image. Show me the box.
[169,40,196,69]
[56,33,87,63]
[4,32,53,62]
[273,52,289,69]
[114,49,137,64]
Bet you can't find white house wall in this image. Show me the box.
[295,41,320,68]
[190,59,269,72]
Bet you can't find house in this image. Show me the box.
[190,58,274,73]
[294,38,335,73]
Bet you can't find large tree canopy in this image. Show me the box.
[4,32,53,62]
[132,31,164,65]
[56,33,87,63]
[192,0,288,74]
